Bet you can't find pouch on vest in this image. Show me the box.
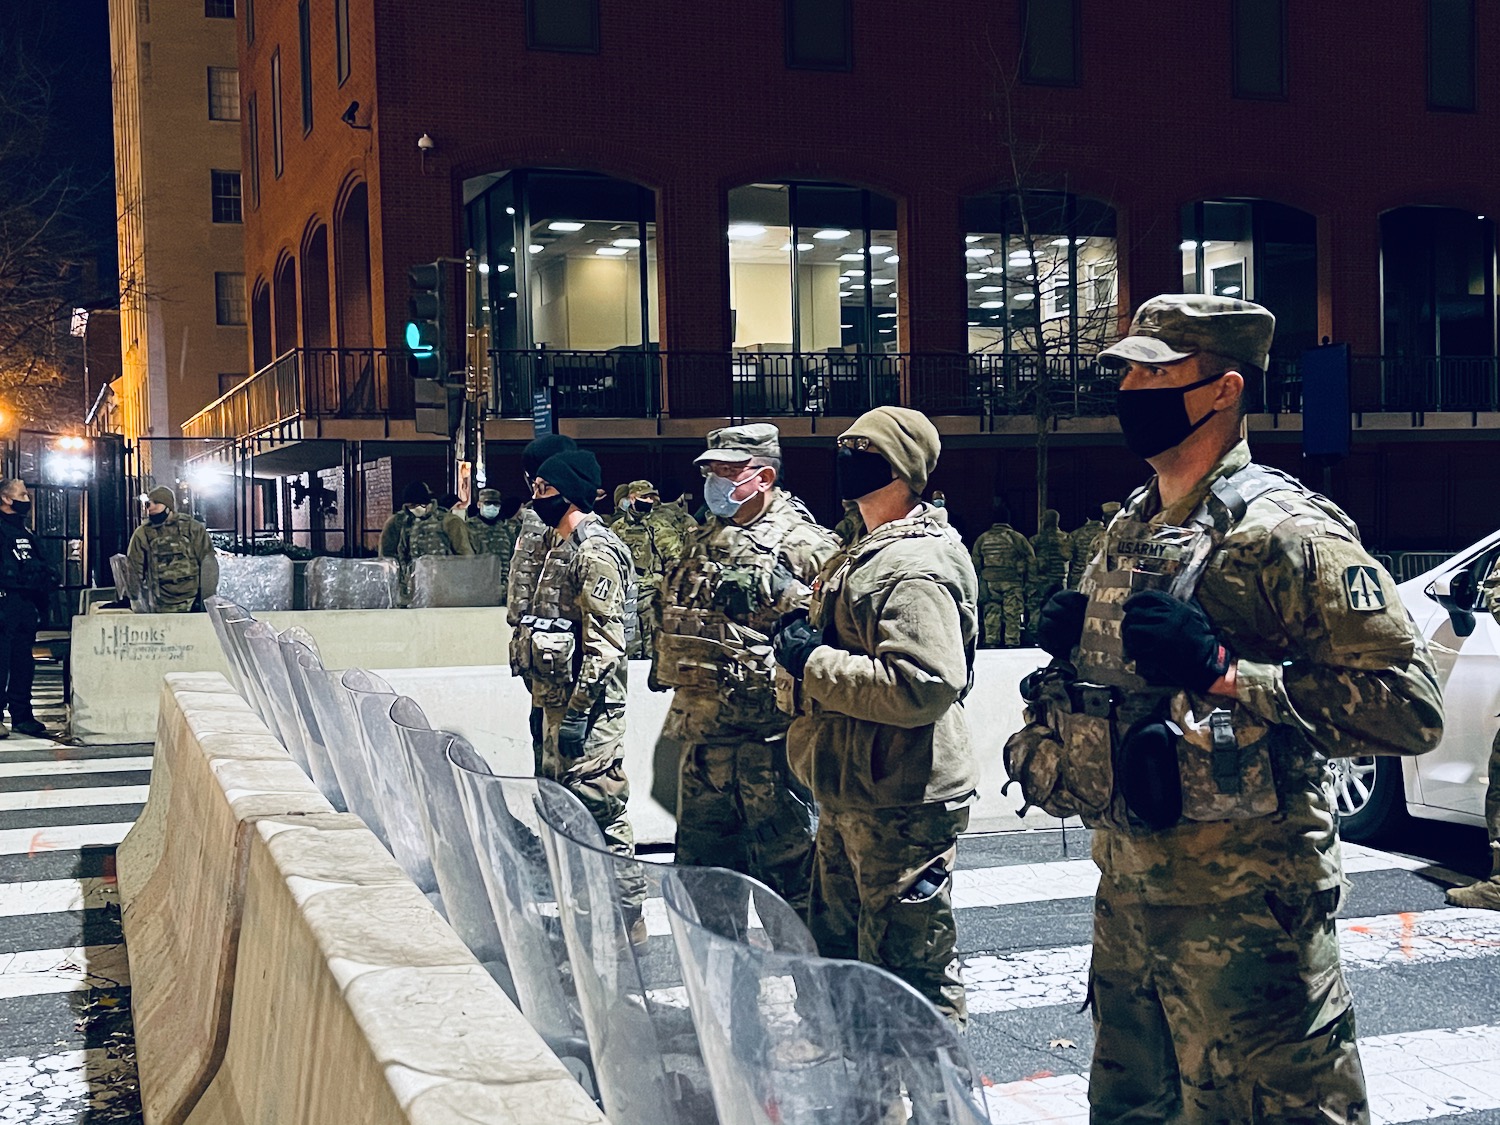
[1115,701,1184,831]
[1170,695,1280,821]
[1038,673,1116,820]
[526,617,577,684]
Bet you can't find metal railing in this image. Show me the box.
[1351,356,1500,413]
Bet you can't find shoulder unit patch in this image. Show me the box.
[1343,565,1386,612]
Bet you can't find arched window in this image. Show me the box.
[250,280,272,371]
[962,191,1116,358]
[301,223,331,349]
[335,182,373,349]
[273,256,298,356]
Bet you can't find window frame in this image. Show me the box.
[1019,0,1082,87]
[204,0,235,18]
[1427,0,1476,112]
[207,66,240,122]
[270,50,284,178]
[247,96,260,209]
[298,0,313,134]
[525,0,600,54]
[210,169,243,224]
[335,0,351,84]
[784,0,854,72]
[1230,0,1288,101]
[215,272,247,326]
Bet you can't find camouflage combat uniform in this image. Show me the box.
[508,504,555,772]
[1067,520,1105,590]
[378,509,412,561]
[517,514,643,911]
[1026,508,1071,627]
[396,507,471,604]
[832,501,864,547]
[125,511,219,613]
[1448,556,1500,908]
[615,506,682,659]
[970,521,1033,647]
[1003,440,1444,1122]
[466,513,516,601]
[654,488,841,913]
[787,503,979,1025]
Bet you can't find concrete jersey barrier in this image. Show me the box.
[117,672,607,1125]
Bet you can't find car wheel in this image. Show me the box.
[1331,755,1406,843]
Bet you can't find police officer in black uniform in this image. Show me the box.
[0,480,57,738]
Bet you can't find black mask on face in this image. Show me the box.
[7,500,30,517]
[836,448,895,502]
[148,509,169,525]
[633,499,654,515]
[532,494,573,528]
[1114,373,1225,460]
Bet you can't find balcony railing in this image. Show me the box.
[184,348,1500,440]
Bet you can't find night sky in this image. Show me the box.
[4,1,118,299]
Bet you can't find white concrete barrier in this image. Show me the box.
[71,608,512,743]
[117,673,606,1125]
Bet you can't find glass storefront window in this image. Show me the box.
[963,191,1116,356]
[1181,199,1316,359]
[1381,206,1494,358]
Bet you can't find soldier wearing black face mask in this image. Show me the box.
[0,480,57,738]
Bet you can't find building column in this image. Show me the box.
[657,177,730,417]
[1323,206,1381,355]
[1117,192,1183,324]
[897,188,966,410]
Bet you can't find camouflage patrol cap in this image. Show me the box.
[477,488,501,504]
[613,483,631,504]
[627,479,660,500]
[695,423,781,466]
[1099,294,1275,373]
[1101,501,1122,518]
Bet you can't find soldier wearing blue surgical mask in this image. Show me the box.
[467,487,516,600]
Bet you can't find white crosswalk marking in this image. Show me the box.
[0,821,134,857]
[0,1047,136,1123]
[0,878,116,918]
[0,757,152,779]
[0,944,130,1000]
[0,784,150,812]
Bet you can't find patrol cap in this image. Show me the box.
[627,479,660,500]
[840,406,941,494]
[477,488,501,504]
[695,423,781,466]
[1098,294,1275,373]
[147,485,175,508]
[1101,501,1122,518]
[613,483,631,505]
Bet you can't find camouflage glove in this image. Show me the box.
[1034,590,1088,659]
[771,609,822,679]
[1121,590,1231,693]
[558,712,591,759]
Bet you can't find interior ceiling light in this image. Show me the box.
[595,246,628,256]
[814,228,850,240]
[613,238,640,248]
[977,285,1002,293]
[980,300,1003,309]
[840,323,853,329]
[548,221,585,232]
[870,278,893,285]
[528,244,543,253]
[884,254,899,264]
[842,269,865,277]
[878,312,897,318]
[505,206,516,216]
[1180,240,1198,250]
[1051,238,1070,246]
[837,252,864,262]
[728,224,767,239]
[879,328,893,333]
[965,234,985,243]
[868,244,892,254]
[965,272,985,280]
[964,248,991,259]
[1013,292,1036,302]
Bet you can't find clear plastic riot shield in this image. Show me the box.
[660,872,992,1125]
[304,556,400,610]
[109,553,148,609]
[446,748,595,1096]
[203,596,243,695]
[341,669,439,898]
[298,654,389,847]
[276,633,346,810]
[533,783,717,1125]
[215,553,295,611]
[239,621,313,776]
[388,698,507,976]
[409,554,505,608]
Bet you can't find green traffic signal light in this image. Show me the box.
[406,261,446,363]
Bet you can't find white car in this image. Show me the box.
[1332,530,1500,844]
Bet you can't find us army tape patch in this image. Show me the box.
[1343,566,1386,612]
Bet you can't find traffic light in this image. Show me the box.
[405,262,448,380]
[412,370,464,436]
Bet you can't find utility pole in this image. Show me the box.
[459,250,491,503]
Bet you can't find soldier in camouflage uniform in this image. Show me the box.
[773,406,979,1026]
[1447,554,1500,911]
[1004,295,1445,1122]
[396,482,471,605]
[520,449,645,935]
[832,500,864,547]
[1026,507,1070,628]
[1066,500,1120,590]
[653,424,841,913]
[658,490,699,534]
[605,483,631,529]
[465,487,515,602]
[126,486,219,613]
[613,480,683,659]
[971,504,1033,648]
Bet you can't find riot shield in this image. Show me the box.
[409,554,504,608]
[215,553,295,611]
[304,556,400,610]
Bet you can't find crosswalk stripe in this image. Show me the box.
[0,944,129,1000]
[964,907,1500,1015]
[982,1023,1500,1124]
[0,878,116,918]
[0,758,153,780]
[0,822,134,858]
[0,786,150,813]
[0,1046,135,1119]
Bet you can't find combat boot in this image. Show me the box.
[1446,876,1500,911]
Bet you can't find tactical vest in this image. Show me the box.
[508,506,553,626]
[973,525,1029,587]
[144,519,203,605]
[524,518,638,647]
[467,516,515,561]
[405,512,456,560]
[1048,462,1325,831]
[656,503,808,726]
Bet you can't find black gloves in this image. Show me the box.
[558,712,591,759]
[1034,590,1089,659]
[712,569,757,619]
[772,609,823,679]
[1120,590,1231,693]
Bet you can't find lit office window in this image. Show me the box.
[298,0,313,132]
[964,192,1115,356]
[211,170,242,223]
[1428,0,1476,110]
[215,273,247,326]
[270,51,283,177]
[1232,0,1286,98]
[335,0,351,83]
[786,0,853,70]
[207,67,240,121]
[247,97,260,208]
[527,0,599,53]
[1020,0,1080,85]
[1382,208,1493,358]
[205,0,235,17]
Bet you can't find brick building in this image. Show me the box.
[202,0,1500,551]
